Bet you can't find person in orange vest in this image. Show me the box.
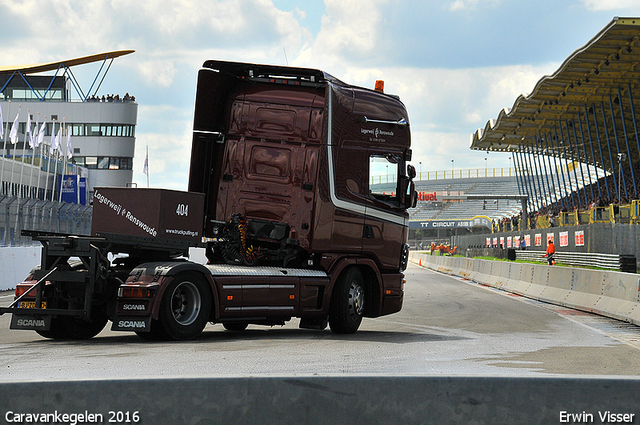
[430,242,436,255]
[546,240,556,265]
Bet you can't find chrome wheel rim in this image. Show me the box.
[170,281,201,326]
[348,281,364,319]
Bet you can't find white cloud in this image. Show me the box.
[579,0,639,11]
[295,0,388,69]
[448,0,500,12]
[136,60,177,88]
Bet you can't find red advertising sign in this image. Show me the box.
[575,230,585,247]
[535,233,542,246]
[417,192,438,201]
[559,231,569,247]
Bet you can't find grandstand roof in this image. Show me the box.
[0,50,134,75]
[471,16,640,171]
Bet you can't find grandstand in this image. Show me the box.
[472,17,640,218]
[450,17,640,265]
[409,175,522,221]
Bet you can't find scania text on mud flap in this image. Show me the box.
[0,60,416,340]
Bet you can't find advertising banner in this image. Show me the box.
[60,175,78,204]
[559,231,569,247]
[410,216,492,229]
[79,177,87,205]
[575,230,585,247]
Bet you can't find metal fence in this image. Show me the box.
[0,195,92,246]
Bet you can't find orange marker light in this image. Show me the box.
[290,295,295,300]
[375,80,384,93]
[227,295,234,301]
[119,286,152,298]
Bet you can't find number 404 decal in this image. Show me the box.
[176,204,189,216]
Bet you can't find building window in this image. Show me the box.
[85,157,97,169]
[75,156,132,170]
[98,157,109,169]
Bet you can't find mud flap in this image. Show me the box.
[10,314,51,331]
[111,316,152,332]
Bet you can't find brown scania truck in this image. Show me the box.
[1,60,416,340]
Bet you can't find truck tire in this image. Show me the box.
[329,267,364,334]
[157,272,211,340]
[36,307,108,340]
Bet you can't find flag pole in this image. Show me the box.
[27,112,39,198]
[59,119,65,202]
[47,120,56,202]
[146,145,149,187]
[0,101,9,195]
[18,108,31,198]
[8,105,21,197]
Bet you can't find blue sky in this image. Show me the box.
[1,0,638,189]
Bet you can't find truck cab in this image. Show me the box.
[188,61,416,273]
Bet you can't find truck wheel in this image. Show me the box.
[158,272,211,340]
[223,322,249,331]
[36,307,108,340]
[329,267,364,334]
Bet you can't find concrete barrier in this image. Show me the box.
[0,246,40,291]
[1,376,639,425]
[410,251,640,327]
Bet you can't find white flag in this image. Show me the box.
[66,126,72,158]
[0,104,3,139]
[36,121,46,148]
[143,151,148,176]
[9,112,19,145]
[30,120,38,148]
[50,122,58,154]
[55,126,62,155]
[26,114,33,148]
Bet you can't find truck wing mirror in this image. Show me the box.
[406,181,417,209]
[407,164,416,180]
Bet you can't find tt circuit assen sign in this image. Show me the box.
[410,216,492,229]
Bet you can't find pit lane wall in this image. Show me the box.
[410,251,640,326]
[2,376,639,425]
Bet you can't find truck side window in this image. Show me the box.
[369,154,401,204]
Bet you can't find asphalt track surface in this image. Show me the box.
[1,262,640,380]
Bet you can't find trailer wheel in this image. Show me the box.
[223,322,249,331]
[36,306,108,340]
[329,267,364,334]
[157,272,211,340]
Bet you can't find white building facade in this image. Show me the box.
[0,50,137,201]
